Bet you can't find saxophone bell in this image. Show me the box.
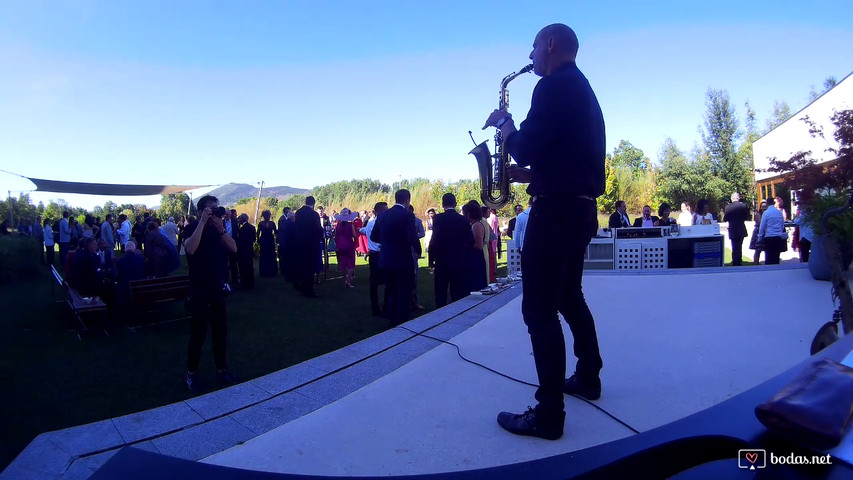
[470,64,532,210]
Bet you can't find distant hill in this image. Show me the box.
[207,183,309,207]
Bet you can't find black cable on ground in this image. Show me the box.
[397,325,641,434]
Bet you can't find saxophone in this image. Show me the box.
[469,64,533,210]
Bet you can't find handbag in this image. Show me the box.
[755,358,853,449]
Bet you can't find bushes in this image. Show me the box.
[0,236,41,283]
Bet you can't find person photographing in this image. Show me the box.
[182,195,239,392]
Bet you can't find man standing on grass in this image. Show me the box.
[59,211,71,267]
[183,195,239,392]
[100,215,116,253]
[724,192,749,266]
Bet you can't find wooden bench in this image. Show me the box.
[50,265,108,339]
[126,275,191,328]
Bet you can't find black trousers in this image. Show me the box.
[730,235,745,266]
[59,242,69,268]
[385,267,414,326]
[238,254,254,288]
[434,267,468,308]
[764,236,786,265]
[521,197,602,417]
[186,296,227,372]
[229,252,239,284]
[45,245,55,266]
[368,251,387,314]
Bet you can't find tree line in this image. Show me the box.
[2,76,838,227]
[599,77,837,217]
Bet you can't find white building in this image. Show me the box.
[753,71,853,206]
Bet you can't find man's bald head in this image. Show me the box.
[530,23,579,76]
[539,24,578,57]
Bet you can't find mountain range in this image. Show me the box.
[206,183,309,206]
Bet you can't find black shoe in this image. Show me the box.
[216,369,239,385]
[185,372,204,392]
[563,374,601,400]
[497,407,564,440]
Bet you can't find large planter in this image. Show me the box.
[809,235,853,281]
[808,236,831,281]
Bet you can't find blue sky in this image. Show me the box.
[1,0,852,209]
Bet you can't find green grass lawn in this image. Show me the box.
[724,246,756,266]
[0,248,508,470]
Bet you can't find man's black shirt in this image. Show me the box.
[505,62,605,198]
[184,220,228,299]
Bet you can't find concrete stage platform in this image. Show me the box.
[1,264,838,479]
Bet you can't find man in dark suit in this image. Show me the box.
[371,189,422,326]
[293,196,324,298]
[277,207,292,276]
[608,200,631,229]
[236,214,256,289]
[227,209,240,286]
[428,193,475,308]
[632,205,659,227]
[724,192,749,266]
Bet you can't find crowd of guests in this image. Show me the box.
[602,195,812,265]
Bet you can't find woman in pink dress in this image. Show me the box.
[356,211,370,257]
[334,208,358,288]
[353,214,365,258]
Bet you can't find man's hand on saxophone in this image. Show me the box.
[507,166,531,184]
[482,110,517,140]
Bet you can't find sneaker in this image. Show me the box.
[563,374,601,400]
[185,372,203,392]
[216,370,239,385]
[497,407,564,440]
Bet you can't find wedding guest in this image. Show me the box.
[334,208,358,288]
[43,219,55,266]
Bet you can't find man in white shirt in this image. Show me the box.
[58,211,71,266]
[632,205,658,228]
[100,214,116,252]
[514,199,533,252]
[118,214,132,254]
[361,202,388,316]
[162,216,179,246]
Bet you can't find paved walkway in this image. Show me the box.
[2,263,834,479]
[205,265,828,476]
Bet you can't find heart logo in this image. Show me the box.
[745,452,758,464]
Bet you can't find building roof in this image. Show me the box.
[753,71,853,182]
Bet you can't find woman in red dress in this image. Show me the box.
[334,208,358,287]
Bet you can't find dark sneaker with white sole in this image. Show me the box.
[497,407,564,440]
[563,374,601,400]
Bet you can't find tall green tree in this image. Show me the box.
[737,101,760,203]
[597,154,618,213]
[809,76,839,101]
[766,100,792,132]
[610,140,649,173]
[157,194,190,221]
[702,88,749,202]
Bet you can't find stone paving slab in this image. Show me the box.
[150,416,256,461]
[111,402,204,444]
